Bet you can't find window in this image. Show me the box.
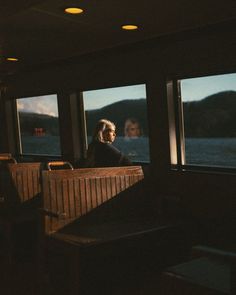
[178,73,236,169]
[82,84,150,163]
[16,94,61,156]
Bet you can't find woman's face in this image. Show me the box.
[126,123,141,137]
[103,128,116,143]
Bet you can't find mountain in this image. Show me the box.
[183,91,236,137]
[18,99,148,137]
[18,92,236,138]
[18,112,59,135]
[85,99,148,136]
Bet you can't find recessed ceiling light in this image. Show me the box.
[122,24,138,30]
[64,7,83,14]
[6,57,18,62]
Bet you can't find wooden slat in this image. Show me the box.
[16,170,24,201]
[111,176,117,197]
[58,180,66,216]
[115,176,121,194]
[101,177,107,203]
[85,178,92,213]
[120,175,125,192]
[27,169,34,201]
[96,178,102,206]
[125,175,130,188]
[23,169,29,201]
[106,177,112,200]
[90,178,97,209]
[80,178,87,216]
[58,179,66,229]
[73,179,80,217]
[68,179,76,219]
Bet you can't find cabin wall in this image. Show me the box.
[3,24,236,219]
[0,88,7,151]
[0,88,18,153]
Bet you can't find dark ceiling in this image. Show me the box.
[1,0,236,78]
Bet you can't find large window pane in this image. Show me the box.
[16,94,61,156]
[83,84,150,163]
[180,73,236,168]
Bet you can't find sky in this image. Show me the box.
[17,73,236,116]
[17,84,146,116]
[181,73,236,102]
[17,94,58,117]
[83,84,146,110]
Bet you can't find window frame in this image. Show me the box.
[80,82,151,165]
[15,93,62,158]
[169,74,236,174]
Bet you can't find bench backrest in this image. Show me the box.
[0,162,42,210]
[41,166,144,234]
[0,153,17,163]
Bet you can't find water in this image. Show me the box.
[113,137,150,162]
[21,135,236,168]
[21,135,61,156]
[185,138,236,168]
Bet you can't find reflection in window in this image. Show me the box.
[83,84,150,163]
[16,94,61,155]
[180,73,236,168]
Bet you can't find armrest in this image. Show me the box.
[39,208,67,219]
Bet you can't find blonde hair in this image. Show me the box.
[85,119,116,167]
[92,119,116,143]
[124,118,142,137]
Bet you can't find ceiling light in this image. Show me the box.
[122,24,138,30]
[64,7,83,14]
[6,57,18,62]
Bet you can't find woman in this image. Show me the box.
[124,118,142,138]
[85,119,132,167]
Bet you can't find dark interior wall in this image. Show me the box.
[57,92,84,163]
[0,88,7,151]
[6,23,236,94]
[3,24,236,219]
[0,87,18,153]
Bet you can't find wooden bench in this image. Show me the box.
[41,166,144,234]
[39,166,144,290]
[39,166,191,295]
[0,162,42,212]
[160,246,236,295]
[47,223,190,295]
[0,162,42,263]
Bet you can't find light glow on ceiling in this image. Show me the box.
[64,7,83,14]
[6,57,18,62]
[122,24,138,30]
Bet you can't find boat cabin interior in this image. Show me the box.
[0,1,236,294]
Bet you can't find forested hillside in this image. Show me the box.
[19,91,236,137]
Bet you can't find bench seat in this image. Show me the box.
[46,218,191,295]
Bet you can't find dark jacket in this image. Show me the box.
[85,141,132,168]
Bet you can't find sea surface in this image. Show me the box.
[21,135,61,156]
[21,136,236,168]
[185,138,236,168]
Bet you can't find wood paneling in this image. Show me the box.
[0,162,42,211]
[4,162,41,207]
[41,166,144,234]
